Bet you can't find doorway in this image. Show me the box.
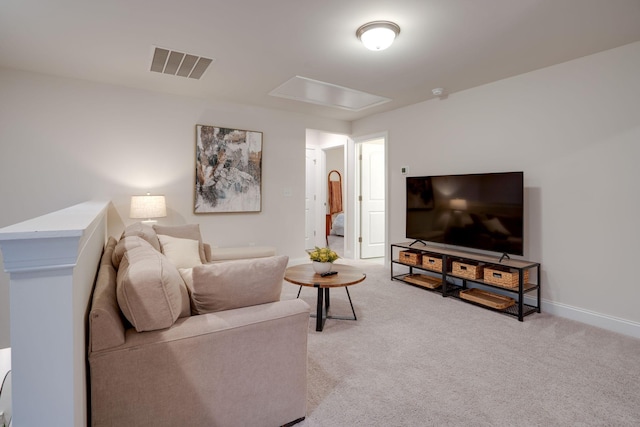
[304,147,316,251]
[305,130,348,255]
[355,136,386,260]
[305,130,387,261]
[325,146,345,258]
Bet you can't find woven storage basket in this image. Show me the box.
[399,250,422,266]
[459,288,515,310]
[452,261,484,280]
[403,274,442,289]
[422,255,442,272]
[484,267,529,288]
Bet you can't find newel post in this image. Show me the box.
[0,201,109,427]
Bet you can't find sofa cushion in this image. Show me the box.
[186,255,288,314]
[153,224,207,263]
[157,234,203,269]
[116,236,190,332]
[89,237,126,352]
[209,246,276,262]
[122,222,161,251]
[112,222,162,268]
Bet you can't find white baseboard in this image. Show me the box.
[531,298,640,340]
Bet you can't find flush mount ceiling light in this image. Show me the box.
[356,21,400,51]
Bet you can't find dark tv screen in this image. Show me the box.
[406,172,524,255]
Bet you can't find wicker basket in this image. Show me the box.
[403,274,442,289]
[459,288,515,310]
[452,261,484,280]
[399,250,422,266]
[422,255,442,272]
[484,267,530,288]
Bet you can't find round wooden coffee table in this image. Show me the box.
[284,263,366,331]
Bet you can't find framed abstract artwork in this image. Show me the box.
[194,125,263,213]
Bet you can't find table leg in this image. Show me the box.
[316,286,326,331]
[305,286,355,332]
[345,287,357,321]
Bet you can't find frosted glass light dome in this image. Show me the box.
[356,21,400,51]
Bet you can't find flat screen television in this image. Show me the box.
[406,172,524,256]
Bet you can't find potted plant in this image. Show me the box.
[308,246,339,274]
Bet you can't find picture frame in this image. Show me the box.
[194,125,263,213]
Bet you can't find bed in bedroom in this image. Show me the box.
[327,170,344,240]
[330,212,344,236]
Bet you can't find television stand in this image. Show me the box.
[499,252,511,263]
[391,242,541,321]
[408,239,427,247]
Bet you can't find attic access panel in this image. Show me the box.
[269,76,390,111]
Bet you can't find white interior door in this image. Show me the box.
[305,148,316,250]
[360,140,385,258]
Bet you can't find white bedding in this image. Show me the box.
[331,213,344,236]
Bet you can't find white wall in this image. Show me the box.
[353,41,640,330]
[0,68,350,347]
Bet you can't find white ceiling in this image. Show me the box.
[2,0,640,121]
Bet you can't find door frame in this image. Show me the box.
[304,147,317,251]
[305,130,349,253]
[351,132,389,262]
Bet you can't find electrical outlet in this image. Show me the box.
[401,166,409,175]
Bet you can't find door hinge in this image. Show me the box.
[358,195,362,202]
[358,237,362,243]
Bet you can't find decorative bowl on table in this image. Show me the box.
[308,247,338,274]
[312,261,332,274]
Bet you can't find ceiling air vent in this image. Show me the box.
[150,47,214,79]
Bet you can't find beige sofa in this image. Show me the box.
[88,223,310,427]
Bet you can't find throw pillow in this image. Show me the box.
[112,233,153,269]
[116,236,190,332]
[121,222,161,251]
[153,224,207,263]
[189,255,288,314]
[157,234,203,269]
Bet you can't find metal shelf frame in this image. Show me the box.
[391,242,541,321]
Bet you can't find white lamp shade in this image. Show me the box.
[357,21,400,51]
[130,195,167,219]
[450,198,468,211]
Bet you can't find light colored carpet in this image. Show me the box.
[280,259,640,427]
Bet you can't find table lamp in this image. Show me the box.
[129,193,167,224]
